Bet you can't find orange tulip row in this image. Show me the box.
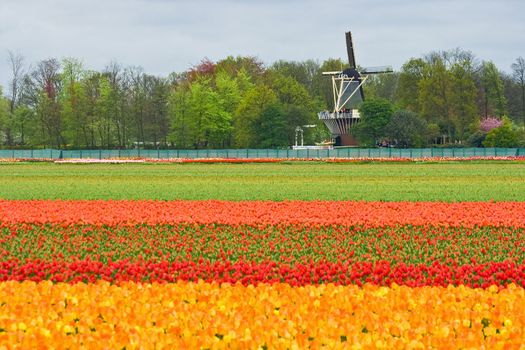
[1,200,525,227]
[0,281,523,349]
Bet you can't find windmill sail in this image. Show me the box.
[345,32,356,68]
[361,66,393,74]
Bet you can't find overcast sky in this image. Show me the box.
[1,0,524,90]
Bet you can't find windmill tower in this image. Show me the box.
[319,32,392,146]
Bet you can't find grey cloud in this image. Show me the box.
[1,0,524,89]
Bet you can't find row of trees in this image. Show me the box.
[353,99,524,148]
[0,53,329,149]
[360,50,525,147]
[1,49,524,149]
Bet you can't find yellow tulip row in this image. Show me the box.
[0,281,523,349]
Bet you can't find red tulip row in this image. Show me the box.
[0,259,523,287]
[0,222,523,286]
[2,200,525,227]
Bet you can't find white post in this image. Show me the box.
[332,76,337,112]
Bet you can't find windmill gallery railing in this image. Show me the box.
[0,148,524,160]
[318,110,361,136]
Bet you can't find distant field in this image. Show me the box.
[0,161,524,201]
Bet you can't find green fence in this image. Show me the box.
[1,148,524,160]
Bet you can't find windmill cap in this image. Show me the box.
[341,68,361,79]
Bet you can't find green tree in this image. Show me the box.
[270,59,320,97]
[449,60,478,139]
[215,70,241,114]
[191,78,231,148]
[426,123,442,145]
[81,71,103,148]
[168,83,192,148]
[397,58,427,112]
[384,110,427,148]
[11,105,36,146]
[482,117,518,147]
[480,61,507,117]
[466,131,486,147]
[94,76,117,148]
[271,73,321,145]
[503,72,523,125]
[256,103,288,148]
[215,70,242,146]
[215,56,265,84]
[418,56,454,139]
[284,105,321,146]
[272,73,311,107]
[148,77,170,148]
[352,98,395,146]
[60,58,88,148]
[235,68,255,94]
[169,77,231,149]
[234,85,277,148]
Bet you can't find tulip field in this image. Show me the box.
[1,162,525,348]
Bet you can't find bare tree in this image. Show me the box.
[6,50,26,145]
[104,61,127,147]
[127,66,147,146]
[511,57,525,126]
[30,58,64,148]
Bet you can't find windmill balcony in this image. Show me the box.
[318,109,361,120]
[318,109,361,137]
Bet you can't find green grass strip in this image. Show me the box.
[1,162,524,201]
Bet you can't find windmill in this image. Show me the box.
[318,31,392,146]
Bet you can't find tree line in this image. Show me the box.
[360,50,525,147]
[1,49,524,149]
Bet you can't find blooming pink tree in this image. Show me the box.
[480,117,503,133]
